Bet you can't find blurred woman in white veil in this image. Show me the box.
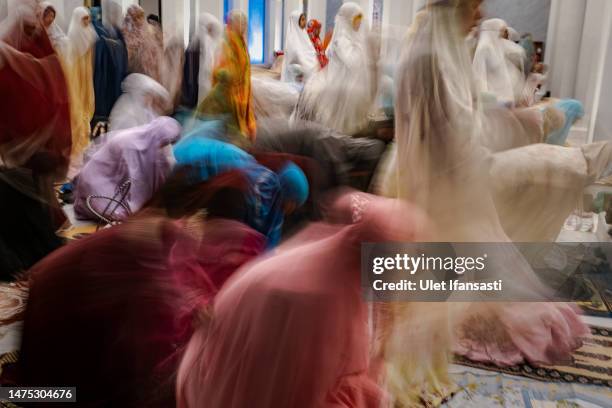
[502,25,527,102]
[281,10,319,84]
[472,18,516,106]
[378,0,587,405]
[65,7,97,172]
[292,2,377,135]
[109,73,170,131]
[196,13,223,105]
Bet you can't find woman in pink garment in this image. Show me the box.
[176,192,429,408]
[18,172,266,407]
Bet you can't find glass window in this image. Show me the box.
[249,0,266,64]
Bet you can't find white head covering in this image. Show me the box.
[39,1,67,53]
[192,12,222,104]
[227,9,248,42]
[507,27,520,42]
[328,2,366,55]
[472,18,516,106]
[101,0,123,34]
[109,73,171,131]
[281,10,319,83]
[67,7,97,60]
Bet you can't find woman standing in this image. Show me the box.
[380,1,587,404]
[0,0,72,279]
[292,2,377,135]
[65,7,97,170]
[91,0,128,125]
[281,10,319,83]
[197,10,256,146]
[122,4,163,83]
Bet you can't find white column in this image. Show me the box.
[382,0,415,29]
[273,0,283,51]
[196,0,224,21]
[162,0,188,45]
[545,0,586,99]
[575,0,609,120]
[234,0,249,14]
[267,0,282,59]
[588,0,612,143]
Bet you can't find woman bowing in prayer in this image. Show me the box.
[109,73,171,131]
[292,2,377,135]
[173,128,309,248]
[306,19,328,68]
[281,10,319,83]
[177,192,429,408]
[197,10,256,147]
[64,7,97,173]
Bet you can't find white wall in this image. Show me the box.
[545,0,611,143]
[196,0,223,21]
[140,0,160,17]
[483,0,551,42]
[382,0,416,29]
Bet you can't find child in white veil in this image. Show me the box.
[281,10,319,83]
[39,2,67,54]
[292,2,377,135]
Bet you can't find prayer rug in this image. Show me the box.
[455,326,612,387]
